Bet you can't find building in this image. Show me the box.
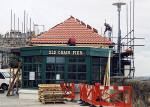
[0,30,30,69]
[20,46,113,88]
[20,16,114,88]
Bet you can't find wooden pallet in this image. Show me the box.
[38,84,65,104]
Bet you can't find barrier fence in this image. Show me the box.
[79,83,132,107]
[61,83,132,107]
[61,82,75,99]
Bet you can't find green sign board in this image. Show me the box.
[48,50,86,56]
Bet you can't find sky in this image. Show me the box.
[0,0,150,76]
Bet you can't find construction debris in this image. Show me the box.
[38,84,65,104]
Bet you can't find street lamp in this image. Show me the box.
[113,1,126,76]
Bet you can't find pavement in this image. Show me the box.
[0,91,88,107]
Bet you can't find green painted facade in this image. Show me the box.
[20,46,113,88]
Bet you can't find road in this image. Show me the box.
[0,92,88,107]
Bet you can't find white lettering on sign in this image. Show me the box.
[48,50,84,55]
[58,51,71,55]
[49,50,56,55]
[72,51,83,55]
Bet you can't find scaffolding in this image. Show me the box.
[112,0,144,78]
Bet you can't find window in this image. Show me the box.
[23,80,28,87]
[91,57,107,83]
[47,57,55,63]
[2,72,10,78]
[68,73,76,79]
[78,58,85,62]
[23,56,42,88]
[24,64,32,72]
[101,58,107,65]
[78,73,86,80]
[23,72,29,79]
[69,57,85,63]
[46,64,55,72]
[47,57,65,63]
[24,65,28,71]
[33,64,42,72]
[69,58,76,62]
[24,56,32,63]
[68,64,76,72]
[46,72,55,79]
[92,65,100,72]
[92,57,100,64]
[68,57,86,83]
[56,57,65,63]
[56,65,64,72]
[33,56,42,63]
[78,65,86,72]
[0,73,5,79]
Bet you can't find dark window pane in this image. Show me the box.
[101,65,106,72]
[56,65,64,72]
[78,73,86,80]
[23,80,28,87]
[47,57,55,63]
[92,57,100,64]
[69,58,76,62]
[78,58,85,62]
[92,65,100,72]
[33,56,42,63]
[33,81,37,87]
[68,64,76,72]
[56,57,65,63]
[46,72,55,79]
[24,64,32,71]
[24,57,32,63]
[92,73,100,80]
[36,72,41,79]
[24,65,28,71]
[46,64,55,71]
[78,65,86,72]
[23,72,28,79]
[28,81,32,87]
[68,73,76,79]
[69,57,85,63]
[33,64,42,72]
[27,65,32,71]
[101,58,107,65]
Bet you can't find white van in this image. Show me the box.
[0,69,10,90]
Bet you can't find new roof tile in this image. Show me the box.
[31,16,113,44]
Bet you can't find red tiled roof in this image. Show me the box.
[31,16,113,44]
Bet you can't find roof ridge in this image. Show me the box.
[31,16,113,44]
[74,18,99,34]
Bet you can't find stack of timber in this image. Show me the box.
[38,84,65,104]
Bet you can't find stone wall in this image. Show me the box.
[111,77,150,107]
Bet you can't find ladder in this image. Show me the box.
[6,62,22,96]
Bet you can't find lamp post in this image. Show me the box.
[113,1,126,76]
